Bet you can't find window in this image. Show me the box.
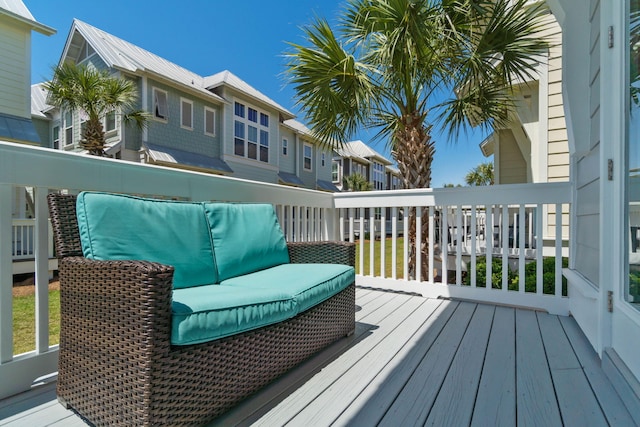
[260,130,269,162]
[234,120,245,156]
[248,107,258,123]
[321,152,326,167]
[234,102,245,118]
[204,107,216,136]
[64,111,73,146]
[53,126,60,149]
[332,160,341,183]
[304,143,313,171]
[282,138,288,156]
[181,98,193,129]
[233,101,269,163]
[104,111,116,133]
[373,162,385,190]
[153,88,168,120]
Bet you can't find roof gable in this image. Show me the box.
[0,0,55,34]
[59,20,224,103]
[205,70,294,118]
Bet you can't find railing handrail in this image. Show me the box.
[334,182,572,207]
[0,142,334,208]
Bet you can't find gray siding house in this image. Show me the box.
[333,140,402,191]
[33,19,337,191]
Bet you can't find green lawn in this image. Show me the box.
[13,290,60,355]
[355,237,406,279]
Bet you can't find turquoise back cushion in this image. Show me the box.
[204,203,289,281]
[76,192,217,289]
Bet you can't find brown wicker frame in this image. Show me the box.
[48,194,355,426]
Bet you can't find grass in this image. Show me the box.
[355,237,405,279]
[12,286,60,355]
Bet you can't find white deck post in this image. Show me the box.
[0,184,13,363]
[34,187,50,353]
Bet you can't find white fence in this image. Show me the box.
[335,183,571,315]
[0,141,572,400]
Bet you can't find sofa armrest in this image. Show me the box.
[287,241,355,267]
[58,257,175,358]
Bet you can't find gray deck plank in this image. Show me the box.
[515,308,563,426]
[424,303,495,426]
[559,316,636,426]
[288,298,447,425]
[538,313,608,427]
[253,293,423,426]
[333,300,459,426]
[377,302,478,427]
[0,290,636,427]
[537,313,580,370]
[471,306,516,427]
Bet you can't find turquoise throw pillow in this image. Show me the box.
[204,203,290,281]
[76,192,217,289]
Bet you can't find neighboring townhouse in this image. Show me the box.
[475,4,568,243]
[479,6,568,186]
[0,0,54,150]
[332,140,402,191]
[32,19,337,192]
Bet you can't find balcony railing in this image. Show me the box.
[0,141,571,400]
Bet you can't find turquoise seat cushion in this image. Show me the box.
[171,284,296,345]
[204,203,290,281]
[76,192,217,289]
[221,263,355,314]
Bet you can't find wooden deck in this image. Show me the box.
[0,287,636,426]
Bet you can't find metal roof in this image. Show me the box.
[277,172,304,187]
[316,180,340,192]
[0,0,55,34]
[205,71,294,118]
[334,140,392,165]
[0,113,41,144]
[31,84,50,118]
[143,142,233,175]
[66,20,224,103]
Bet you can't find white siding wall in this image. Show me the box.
[573,0,601,286]
[0,18,30,118]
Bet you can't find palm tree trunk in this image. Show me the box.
[392,113,435,281]
[82,116,106,156]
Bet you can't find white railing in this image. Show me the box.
[334,183,571,316]
[0,141,572,400]
[11,219,54,261]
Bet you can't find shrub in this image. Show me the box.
[464,256,568,296]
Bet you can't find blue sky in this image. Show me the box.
[26,0,489,187]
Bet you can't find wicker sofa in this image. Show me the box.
[48,192,355,426]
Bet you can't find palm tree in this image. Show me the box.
[45,63,149,156]
[285,0,548,279]
[465,162,494,186]
[343,173,374,191]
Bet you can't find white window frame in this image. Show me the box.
[63,111,73,147]
[303,143,313,171]
[321,152,326,167]
[282,138,288,156]
[104,111,117,134]
[332,159,341,183]
[52,125,60,150]
[153,87,169,121]
[180,98,193,130]
[233,100,270,163]
[204,107,216,136]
